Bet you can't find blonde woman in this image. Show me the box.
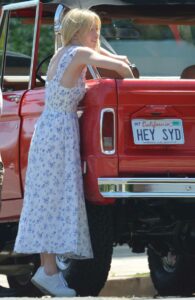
[14,8,133,297]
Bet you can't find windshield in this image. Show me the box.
[101,19,195,78]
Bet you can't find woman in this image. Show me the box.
[14,8,134,297]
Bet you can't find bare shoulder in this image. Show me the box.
[76,46,94,56]
[74,46,96,64]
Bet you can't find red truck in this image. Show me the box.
[1,0,195,297]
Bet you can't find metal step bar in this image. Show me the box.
[98,177,195,198]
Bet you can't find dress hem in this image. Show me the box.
[13,250,93,259]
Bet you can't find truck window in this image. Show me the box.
[0,12,9,89]
[1,7,36,91]
[102,19,195,78]
[36,22,54,87]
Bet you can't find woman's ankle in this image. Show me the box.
[41,253,58,276]
[44,267,58,276]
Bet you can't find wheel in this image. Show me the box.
[148,246,195,296]
[7,254,42,297]
[59,203,113,296]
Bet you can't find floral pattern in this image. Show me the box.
[14,46,93,259]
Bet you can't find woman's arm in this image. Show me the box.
[100,47,131,65]
[75,47,134,78]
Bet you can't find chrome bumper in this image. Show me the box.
[98,177,195,198]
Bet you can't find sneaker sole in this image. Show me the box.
[31,278,55,296]
[31,278,76,297]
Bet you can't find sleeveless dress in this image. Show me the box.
[14,45,93,259]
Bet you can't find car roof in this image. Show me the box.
[1,0,195,8]
[1,0,195,23]
[41,0,194,23]
[46,0,195,8]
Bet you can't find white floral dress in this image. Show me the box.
[14,45,93,259]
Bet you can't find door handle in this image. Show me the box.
[7,95,21,103]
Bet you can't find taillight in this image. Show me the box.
[100,108,116,154]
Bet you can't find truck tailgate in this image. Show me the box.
[117,79,195,175]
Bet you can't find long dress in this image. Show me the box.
[14,45,93,259]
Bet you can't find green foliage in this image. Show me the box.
[7,19,34,56]
[6,17,54,74]
[38,24,55,63]
[8,18,54,57]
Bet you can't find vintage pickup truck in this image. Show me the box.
[1,0,195,297]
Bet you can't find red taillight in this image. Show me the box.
[100,108,115,154]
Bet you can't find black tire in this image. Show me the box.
[7,254,42,297]
[63,203,113,296]
[148,247,195,296]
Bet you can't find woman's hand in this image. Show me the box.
[114,55,131,66]
[111,54,139,78]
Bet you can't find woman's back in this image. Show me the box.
[45,45,86,113]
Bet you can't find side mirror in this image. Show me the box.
[54,4,66,52]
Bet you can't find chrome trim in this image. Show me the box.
[29,2,40,89]
[98,177,195,198]
[0,12,9,90]
[54,4,65,52]
[83,161,87,174]
[101,35,117,55]
[3,0,39,11]
[7,95,21,103]
[54,4,64,32]
[100,108,116,155]
[87,65,101,79]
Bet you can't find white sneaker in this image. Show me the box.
[31,266,76,297]
[56,255,69,271]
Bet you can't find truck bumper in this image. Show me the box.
[98,177,195,198]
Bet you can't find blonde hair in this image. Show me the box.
[61,8,101,51]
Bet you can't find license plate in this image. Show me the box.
[131,119,184,145]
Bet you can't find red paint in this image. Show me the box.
[117,80,195,175]
[1,2,195,221]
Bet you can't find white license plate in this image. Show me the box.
[131,119,184,145]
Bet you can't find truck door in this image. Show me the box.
[0,1,40,200]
